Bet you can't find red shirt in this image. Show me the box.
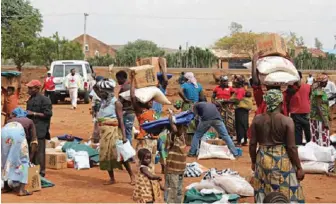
[289,84,311,114]
[44,77,55,91]
[234,87,246,100]
[252,85,264,108]
[213,86,233,100]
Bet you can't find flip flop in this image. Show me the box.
[18,190,32,196]
[103,180,116,185]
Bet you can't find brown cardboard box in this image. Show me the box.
[46,152,67,170]
[136,57,167,74]
[256,33,287,57]
[129,65,158,88]
[206,139,226,146]
[109,67,131,82]
[25,165,41,192]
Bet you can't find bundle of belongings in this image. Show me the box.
[184,168,253,203]
[244,33,300,86]
[184,162,208,177]
[298,142,336,174]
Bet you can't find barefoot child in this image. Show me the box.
[133,148,163,203]
[164,111,187,204]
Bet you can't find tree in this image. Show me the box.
[315,37,323,49]
[115,39,165,66]
[215,32,262,57]
[31,32,84,69]
[88,54,115,66]
[283,32,305,49]
[229,22,243,35]
[1,0,42,70]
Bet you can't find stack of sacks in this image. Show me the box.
[298,142,336,174]
[244,33,300,86]
[186,168,254,197]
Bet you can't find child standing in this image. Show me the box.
[133,148,162,203]
[164,111,187,204]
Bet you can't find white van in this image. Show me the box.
[49,60,94,104]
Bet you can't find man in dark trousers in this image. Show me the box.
[26,80,53,177]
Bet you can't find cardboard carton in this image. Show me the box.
[109,67,131,82]
[206,139,226,146]
[129,65,158,88]
[46,152,67,170]
[256,33,287,57]
[25,165,41,192]
[136,57,167,74]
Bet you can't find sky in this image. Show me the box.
[30,0,336,49]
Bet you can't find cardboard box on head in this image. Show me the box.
[129,65,158,88]
[136,57,167,74]
[256,33,287,57]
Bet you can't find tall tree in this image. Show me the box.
[284,32,305,49]
[1,0,42,70]
[314,37,323,49]
[115,39,165,66]
[229,22,243,35]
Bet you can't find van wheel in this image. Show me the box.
[84,91,90,104]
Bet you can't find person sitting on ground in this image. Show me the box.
[133,148,163,203]
[249,89,305,203]
[7,107,38,161]
[1,122,32,196]
[129,71,160,171]
[188,97,240,157]
[164,110,187,204]
[93,79,135,185]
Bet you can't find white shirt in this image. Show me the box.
[324,80,336,107]
[306,76,314,85]
[64,74,83,89]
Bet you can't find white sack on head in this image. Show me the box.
[119,86,171,105]
[263,71,300,86]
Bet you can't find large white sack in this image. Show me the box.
[298,146,317,161]
[263,71,300,86]
[305,142,335,162]
[214,175,254,196]
[243,56,298,76]
[198,141,235,160]
[301,161,329,174]
[186,180,225,193]
[119,86,171,105]
[74,151,90,170]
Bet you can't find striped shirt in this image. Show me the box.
[166,132,187,174]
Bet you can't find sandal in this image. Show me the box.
[18,190,32,196]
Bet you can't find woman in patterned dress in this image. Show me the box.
[1,122,32,196]
[249,89,305,203]
[309,74,331,147]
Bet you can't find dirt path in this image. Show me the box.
[2,101,336,203]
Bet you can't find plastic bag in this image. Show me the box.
[198,141,235,160]
[214,174,254,196]
[74,151,90,170]
[119,86,171,105]
[116,140,136,162]
[66,149,77,160]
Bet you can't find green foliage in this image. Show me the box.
[314,38,323,49]
[31,32,84,69]
[115,39,165,66]
[166,46,217,68]
[88,54,115,66]
[229,22,243,35]
[284,32,305,49]
[294,49,336,70]
[1,0,42,70]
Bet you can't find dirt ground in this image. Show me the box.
[2,67,336,203]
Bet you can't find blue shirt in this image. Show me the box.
[181,83,203,103]
[97,97,117,119]
[152,85,166,114]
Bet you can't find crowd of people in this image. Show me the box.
[1,55,336,203]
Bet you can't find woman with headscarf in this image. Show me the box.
[93,79,135,185]
[249,89,305,203]
[7,107,38,161]
[178,72,204,139]
[2,122,32,196]
[309,74,331,147]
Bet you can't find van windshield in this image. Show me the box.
[64,65,83,76]
[52,65,64,77]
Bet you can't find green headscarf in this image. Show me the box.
[263,89,283,112]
